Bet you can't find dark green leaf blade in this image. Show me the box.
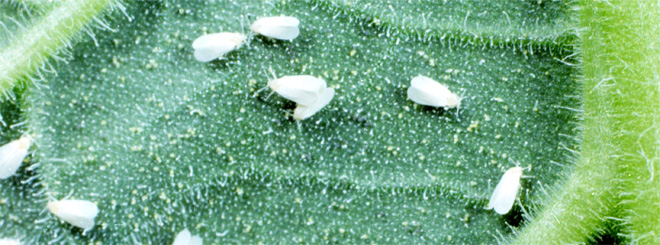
[7,0,577,243]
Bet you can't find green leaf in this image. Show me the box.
[2,0,582,243]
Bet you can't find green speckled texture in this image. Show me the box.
[1,0,578,243]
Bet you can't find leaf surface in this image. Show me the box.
[0,0,577,243]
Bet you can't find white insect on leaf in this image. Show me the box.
[0,135,32,179]
[293,87,335,120]
[172,229,203,245]
[267,74,328,106]
[192,32,246,62]
[47,199,99,230]
[0,238,21,245]
[486,167,524,215]
[250,16,300,40]
[407,75,461,109]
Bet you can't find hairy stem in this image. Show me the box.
[0,0,116,98]
[588,1,660,243]
[515,0,660,243]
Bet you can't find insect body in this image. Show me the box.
[293,87,335,120]
[407,75,461,108]
[268,75,327,106]
[0,238,21,245]
[173,229,203,245]
[0,135,32,179]
[486,167,524,214]
[192,32,246,62]
[47,199,99,230]
[250,16,300,40]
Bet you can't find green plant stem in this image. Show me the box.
[514,0,660,243]
[513,114,618,243]
[0,0,116,98]
[7,0,58,13]
[587,1,660,243]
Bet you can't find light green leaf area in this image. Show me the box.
[1,0,577,243]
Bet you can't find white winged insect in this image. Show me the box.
[293,87,335,120]
[486,167,524,215]
[260,69,328,106]
[250,16,300,40]
[172,229,203,245]
[192,32,246,62]
[0,135,32,179]
[0,238,21,245]
[407,75,461,109]
[47,199,99,230]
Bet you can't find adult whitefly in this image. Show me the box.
[407,75,461,109]
[0,135,32,179]
[268,75,327,105]
[250,16,300,40]
[293,87,335,120]
[172,229,203,245]
[486,167,524,215]
[47,199,99,230]
[0,238,21,245]
[192,32,246,62]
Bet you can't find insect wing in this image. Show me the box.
[407,75,452,107]
[48,200,99,230]
[251,16,300,40]
[270,75,326,105]
[0,136,31,179]
[173,229,192,245]
[294,88,335,120]
[487,167,523,214]
[173,229,203,245]
[192,33,244,62]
